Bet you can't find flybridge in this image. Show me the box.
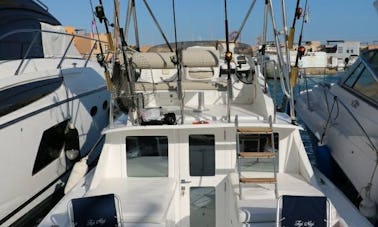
[90,0,297,127]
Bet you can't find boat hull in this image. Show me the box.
[296,83,378,208]
[0,62,109,226]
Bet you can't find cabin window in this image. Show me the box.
[344,63,364,88]
[32,120,69,175]
[344,63,378,103]
[351,68,378,103]
[189,134,215,176]
[126,136,168,177]
[0,78,63,117]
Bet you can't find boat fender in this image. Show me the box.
[315,143,332,175]
[359,197,377,220]
[64,157,88,194]
[64,122,80,161]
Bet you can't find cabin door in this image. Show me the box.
[178,128,227,227]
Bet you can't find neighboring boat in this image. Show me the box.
[39,0,371,226]
[0,0,109,225]
[296,49,378,221]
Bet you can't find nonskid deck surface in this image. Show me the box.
[86,178,176,224]
[229,172,323,224]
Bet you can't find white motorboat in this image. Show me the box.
[296,48,378,221]
[0,0,110,225]
[39,0,372,226]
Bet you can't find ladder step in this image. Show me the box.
[239,152,275,158]
[240,177,277,184]
[237,127,273,134]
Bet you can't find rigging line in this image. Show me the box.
[233,0,257,43]
[327,89,378,155]
[132,0,140,51]
[124,0,132,40]
[320,96,336,144]
[142,0,173,52]
[172,0,183,124]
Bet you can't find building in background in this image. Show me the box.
[64,26,110,58]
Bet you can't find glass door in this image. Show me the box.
[178,128,225,227]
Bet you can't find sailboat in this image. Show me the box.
[0,0,109,225]
[39,0,371,226]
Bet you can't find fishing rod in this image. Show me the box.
[290,0,307,88]
[288,0,301,49]
[224,0,232,123]
[172,0,184,124]
[89,0,113,92]
[95,0,114,51]
[113,0,134,90]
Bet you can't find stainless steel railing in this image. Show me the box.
[0,29,108,75]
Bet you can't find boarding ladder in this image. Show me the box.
[235,115,278,199]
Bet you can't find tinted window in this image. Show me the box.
[33,120,69,175]
[343,62,378,104]
[189,135,215,176]
[0,26,44,60]
[344,63,364,88]
[0,78,63,117]
[126,136,168,177]
[363,50,378,73]
[0,1,60,60]
[353,68,378,103]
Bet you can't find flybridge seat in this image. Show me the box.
[132,52,176,69]
[182,47,220,81]
[132,47,221,83]
[132,48,219,69]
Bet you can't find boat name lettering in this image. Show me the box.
[294,220,315,227]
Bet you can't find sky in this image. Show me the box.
[44,0,378,46]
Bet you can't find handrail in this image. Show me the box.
[14,31,40,75]
[57,35,75,69]
[0,29,108,75]
[324,88,377,155]
[33,0,49,11]
[84,40,99,68]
